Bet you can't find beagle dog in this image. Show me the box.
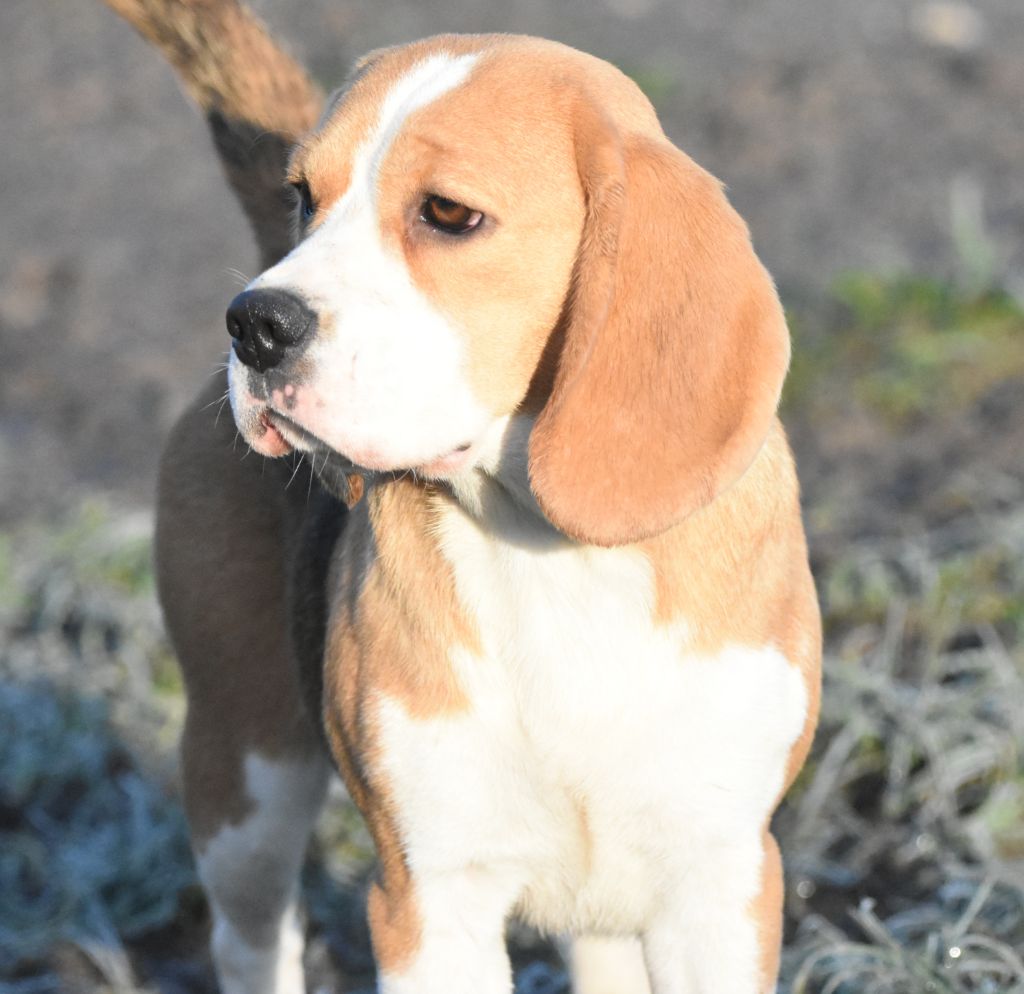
[111,3,821,992]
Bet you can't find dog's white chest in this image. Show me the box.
[373,497,808,933]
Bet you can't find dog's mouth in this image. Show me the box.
[262,409,329,455]
[261,408,476,480]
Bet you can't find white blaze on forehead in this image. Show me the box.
[364,53,479,198]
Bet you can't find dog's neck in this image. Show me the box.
[347,414,576,551]
[347,413,571,551]
[441,413,568,541]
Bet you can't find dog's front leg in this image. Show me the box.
[567,936,652,994]
[368,867,519,994]
[640,831,783,994]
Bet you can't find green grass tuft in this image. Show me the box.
[785,274,1024,426]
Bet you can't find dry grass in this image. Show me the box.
[779,507,1024,993]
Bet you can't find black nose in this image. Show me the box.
[226,289,316,372]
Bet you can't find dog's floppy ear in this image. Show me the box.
[528,98,790,547]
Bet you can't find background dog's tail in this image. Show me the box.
[103,0,324,266]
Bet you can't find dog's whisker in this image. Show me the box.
[223,267,252,288]
[284,452,304,489]
[213,393,230,429]
[208,352,231,374]
[200,390,230,414]
[311,450,327,501]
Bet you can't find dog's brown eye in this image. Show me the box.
[420,195,483,235]
[291,180,315,221]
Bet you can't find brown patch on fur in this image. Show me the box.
[102,0,323,265]
[528,92,791,547]
[319,478,479,970]
[156,374,325,848]
[326,479,478,719]
[344,473,365,508]
[751,832,785,993]
[643,421,822,790]
[366,877,423,976]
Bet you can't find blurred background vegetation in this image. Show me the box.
[1,0,1022,991]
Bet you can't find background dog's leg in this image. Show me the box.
[568,936,652,994]
[639,832,782,994]
[157,376,331,994]
[196,750,330,994]
[196,749,331,994]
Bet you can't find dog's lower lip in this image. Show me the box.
[267,410,321,450]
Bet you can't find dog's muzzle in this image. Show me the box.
[226,288,316,372]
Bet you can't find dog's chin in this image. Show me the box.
[414,443,476,479]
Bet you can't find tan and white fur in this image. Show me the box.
[106,4,821,993]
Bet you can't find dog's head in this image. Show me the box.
[227,35,789,546]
